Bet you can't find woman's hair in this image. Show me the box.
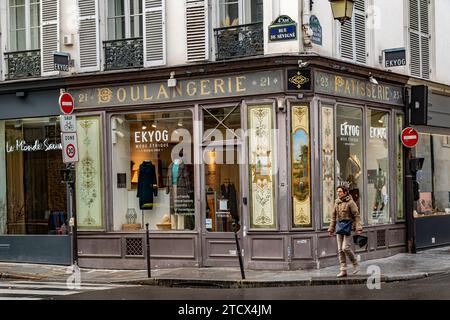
[336,185,349,195]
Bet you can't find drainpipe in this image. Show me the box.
[272,0,280,20]
[302,0,313,48]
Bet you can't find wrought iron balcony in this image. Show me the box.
[4,49,41,80]
[104,37,143,70]
[214,22,264,61]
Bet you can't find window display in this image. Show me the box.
[336,106,364,219]
[0,117,67,235]
[111,110,195,231]
[414,133,450,218]
[367,110,390,224]
[291,105,311,228]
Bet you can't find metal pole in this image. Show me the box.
[145,223,151,278]
[70,164,79,265]
[233,224,245,280]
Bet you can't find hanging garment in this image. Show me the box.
[166,161,193,214]
[220,183,238,223]
[137,160,158,210]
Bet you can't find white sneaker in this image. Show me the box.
[352,264,360,274]
[336,271,347,278]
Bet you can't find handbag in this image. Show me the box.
[336,219,353,236]
[353,235,368,248]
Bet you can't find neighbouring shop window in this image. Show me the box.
[111,110,195,231]
[414,133,450,218]
[291,105,311,228]
[396,114,404,220]
[76,116,104,229]
[321,105,335,227]
[0,117,67,235]
[248,105,276,229]
[367,110,390,225]
[336,106,364,220]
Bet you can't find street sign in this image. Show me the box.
[62,132,79,163]
[60,114,77,133]
[401,127,419,148]
[54,52,70,72]
[59,92,74,114]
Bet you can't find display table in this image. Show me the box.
[121,223,142,231]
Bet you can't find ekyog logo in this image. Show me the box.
[66,264,81,290]
[366,265,381,290]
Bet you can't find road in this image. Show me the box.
[48,271,450,300]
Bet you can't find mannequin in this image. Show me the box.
[137,160,158,210]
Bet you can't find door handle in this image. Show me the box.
[243,197,247,205]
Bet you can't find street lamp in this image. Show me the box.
[329,0,355,24]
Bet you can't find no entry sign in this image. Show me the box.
[59,92,74,114]
[401,127,419,148]
[62,132,79,163]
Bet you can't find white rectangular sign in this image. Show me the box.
[60,114,77,133]
[61,132,79,163]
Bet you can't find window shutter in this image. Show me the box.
[410,32,420,77]
[78,0,100,72]
[419,0,430,78]
[40,0,59,76]
[340,20,353,60]
[354,0,366,64]
[185,0,209,62]
[143,0,166,67]
[409,0,430,79]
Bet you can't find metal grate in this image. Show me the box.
[5,50,41,80]
[104,38,144,70]
[126,238,144,256]
[377,230,386,248]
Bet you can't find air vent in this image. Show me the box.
[377,230,386,248]
[126,238,144,256]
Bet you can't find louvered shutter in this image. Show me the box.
[40,0,59,76]
[340,20,353,60]
[185,0,209,62]
[78,0,100,72]
[409,0,430,79]
[354,0,366,64]
[143,0,166,67]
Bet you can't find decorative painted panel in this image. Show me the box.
[291,105,311,227]
[0,121,6,234]
[321,106,335,226]
[396,115,404,220]
[76,116,103,229]
[248,105,276,229]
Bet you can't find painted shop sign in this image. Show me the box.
[70,70,283,109]
[6,139,62,153]
[314,70,404,106]
[384,48,406,67]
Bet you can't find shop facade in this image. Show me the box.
[66,56,408,270]
[408,82,450,250]
[0,84,73,265]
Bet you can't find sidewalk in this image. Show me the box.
[1,246,449,288]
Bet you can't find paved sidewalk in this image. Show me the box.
[1,246,449,287]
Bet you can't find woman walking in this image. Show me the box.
[328,186,363,277]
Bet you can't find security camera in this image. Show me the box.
[298,60,310,68]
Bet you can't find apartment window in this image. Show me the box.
[107,0,143,40]
[217,0,263,27]
[9,0,40,52]
[409,0,430,79]
[339,0,366,64]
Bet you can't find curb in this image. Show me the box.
[0,272,44,281]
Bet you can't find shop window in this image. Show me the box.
[336,106,364,220]
[321,105,335,227]
[396,114,404,221]
[291,105,311,228]
[111,110,195,231]
[367,110,390,225]
[248,105,276,229]
[0,117,67,235]
[415,133,450,217]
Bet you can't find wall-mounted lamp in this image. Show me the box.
[142,122,148,130]
[369,73,379,85]
[329,0,354,25]
[152,120,157,128]
[168,71,177,88]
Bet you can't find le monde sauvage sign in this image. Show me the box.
[70,71,284,108]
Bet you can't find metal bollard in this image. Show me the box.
[145,223,151,278]
[233,222,245,280]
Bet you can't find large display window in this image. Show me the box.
[414,133,450,218]
[111,110,195,231]
[0,117,67,235]
[367,110,390,224]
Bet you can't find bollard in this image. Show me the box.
[145,223,151,278]
[233,223,245,280]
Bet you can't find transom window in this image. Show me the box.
[9,0,40,51]
[107,0,143,40]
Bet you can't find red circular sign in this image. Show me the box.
[59,92,74,114]
[401,127,419,148]
[66,143,76,158]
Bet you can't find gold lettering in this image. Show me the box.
[98,88,112,104]
[187,81,197,96]
[228,77,232,93]
[335,76,345,93]
[378,85,383,100]
[361,83,365,96]
[200,80,211,96]
[131,86,140,102]
[344,80,351,94]
[157,84,169,99]
[143,85,153,101]
[172,83,183,98]
[236,76,246,93]
[384,87,390,101]
[351,80,356,96]
[366,84,371,97]
[214,79,225,94]
[372,84,376,99]
[117,88,127,103]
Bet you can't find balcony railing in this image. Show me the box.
[4,49,41,80]
[214,22,263,61]
[104,37,143,71]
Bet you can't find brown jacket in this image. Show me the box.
[327,195,363,233]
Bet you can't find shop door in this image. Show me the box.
[200,104,246,267]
